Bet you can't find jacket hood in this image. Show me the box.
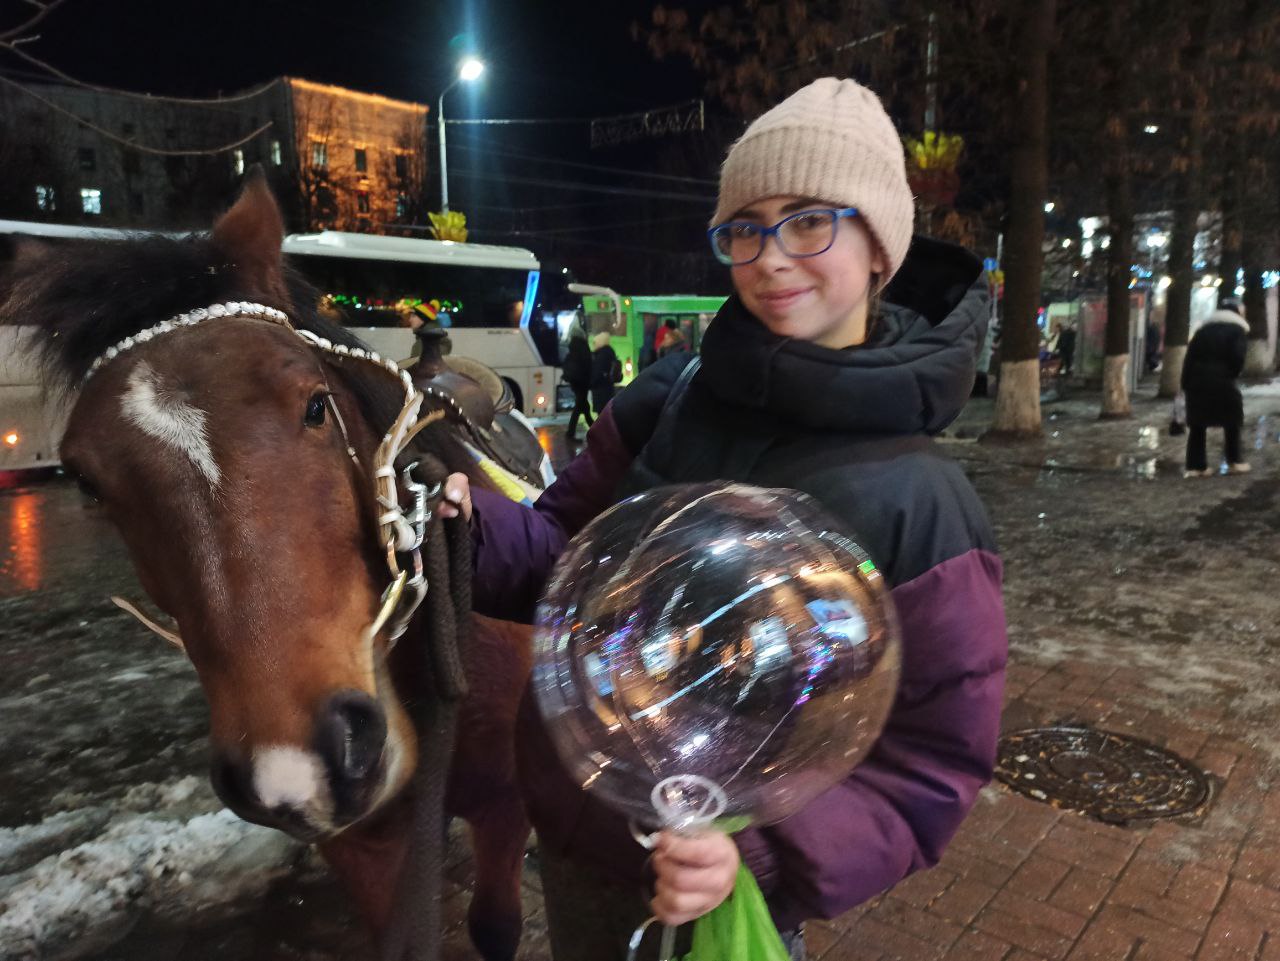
[698,235,988,434]
[1206,309,1250,332]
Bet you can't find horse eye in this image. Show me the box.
[304,393,328,428]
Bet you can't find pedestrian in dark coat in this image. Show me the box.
[437,77,1006,961]
[589,331,621,413]
[561,320,593,442]
[1181,299,1250,477]
[1057,322,1077,376]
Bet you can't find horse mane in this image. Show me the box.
[0,231,476,483]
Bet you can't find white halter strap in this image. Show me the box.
[85,301,440,642]
[83,302,292,383]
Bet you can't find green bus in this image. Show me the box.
[573,286,727,385]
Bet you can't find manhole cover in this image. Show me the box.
[996,726,1212,824]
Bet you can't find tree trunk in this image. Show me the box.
[1159,11,1210,398]
[1101,111,1134,419]
[1242,229,1272,374]
[1159,199,1196,398]
[1233,0,1273,375]
[989,0,1055,438]
[1218,143,1242,289]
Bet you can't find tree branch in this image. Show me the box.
[0,0,67,42]
[0,74,274,155]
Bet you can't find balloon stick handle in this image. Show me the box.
[657,922,678,960]
[626,917,680,961]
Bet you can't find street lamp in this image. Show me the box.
[438,57,485,213]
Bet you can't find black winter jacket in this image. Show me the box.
[1182,309,1249,427]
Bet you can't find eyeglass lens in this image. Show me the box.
[717,211,838,265]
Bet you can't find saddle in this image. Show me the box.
[409,329,548,492]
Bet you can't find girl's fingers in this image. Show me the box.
[440,472,472,522]
[647,831,740,924]
[651,851,728,894]
[654,830,739,869]
[650,888,721,928]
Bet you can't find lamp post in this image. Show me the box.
[438,57,484,213]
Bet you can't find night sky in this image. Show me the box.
[13,0,699,121]
[3,0,735,288]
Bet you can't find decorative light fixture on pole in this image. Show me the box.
[438,57,484,213]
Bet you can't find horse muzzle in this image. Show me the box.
[210,689,392,839]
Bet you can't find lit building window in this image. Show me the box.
[80,188,102,215]
[35,185,55,211]
[357,191,370,213]
[354,148,367,173]
[271,140,282,165]
[311,141,327,168]
[396,193,408,218]
[232,149,245,176]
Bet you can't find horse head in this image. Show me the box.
[1,173,464,841]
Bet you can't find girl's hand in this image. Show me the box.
[649,830,740,926]
[439,472,472,522]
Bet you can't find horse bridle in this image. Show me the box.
[83,300,451,643]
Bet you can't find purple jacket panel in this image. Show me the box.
[735,547,1006,929]
[470,407,632,622]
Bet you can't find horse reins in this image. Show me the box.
[84,301,473,961]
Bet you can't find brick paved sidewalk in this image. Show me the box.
[804,658,1280,961]
[803,385,1280,961]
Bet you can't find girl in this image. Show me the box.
[443,77,1006,960]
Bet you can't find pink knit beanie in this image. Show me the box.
[712,77,915,282]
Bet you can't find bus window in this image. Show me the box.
[585,310,626,339]
[286,255,531,331]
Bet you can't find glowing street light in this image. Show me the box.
[438,58,486,213]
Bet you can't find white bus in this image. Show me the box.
[283,231,560,416]
[0,220,149,471]
[0,221,565,470]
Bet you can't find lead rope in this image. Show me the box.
[379,458,472,961]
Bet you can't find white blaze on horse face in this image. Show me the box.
[121,361,221,488]
[252,746,331,816]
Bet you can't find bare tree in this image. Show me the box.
[379,118,431,232]
[288,92,348,232]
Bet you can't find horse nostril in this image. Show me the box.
[210,754,258,815]
[318,690,387,784]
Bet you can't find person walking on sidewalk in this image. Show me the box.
[1182,297,1250,477]
[437,76,1007,961]
[562,318,594,442]
[589,331,622,413]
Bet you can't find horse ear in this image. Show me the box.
[211,166,288,303]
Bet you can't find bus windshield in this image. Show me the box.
[286,254,533,331]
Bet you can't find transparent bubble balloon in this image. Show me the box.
[533,483,901,831]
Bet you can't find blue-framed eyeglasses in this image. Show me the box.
[708,207,861,266]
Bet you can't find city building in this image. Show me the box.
[0,76,431,233]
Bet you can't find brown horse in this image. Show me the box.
[0,174,532,961]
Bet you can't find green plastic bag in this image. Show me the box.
[680,864,790,961]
